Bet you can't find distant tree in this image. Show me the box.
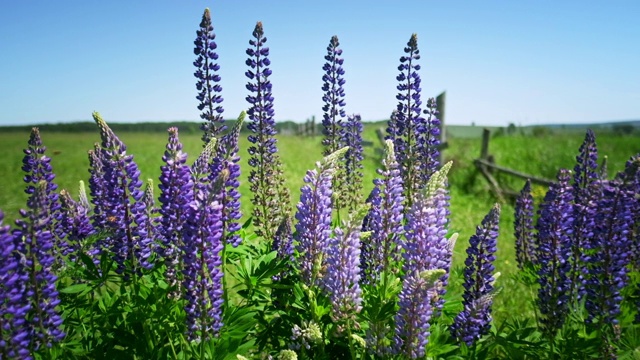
[612,123,634,135]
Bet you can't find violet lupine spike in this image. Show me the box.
[181,188,224,341]
[387,34,426,208]
[585,158,638,326]
[245,21,291,242]
[296,147,348,287]
[194,8,225,144]
[393,269,445,359]
[19,127,64,267]
[211,112,245,247]
[569,130,600,302]
[158,127,193,296]
[514,180,536,268]
[321,35,347,156]
[93,112,151,272]
[361,140,404,284]
[536,169,574,336]
[451,204,500,347]
[17,181,65,350]
[59,189,94,261]
[88,143,108,232]
[420,97,441,182]
[0,210,32,359]
[134,179,157,269]
[323,204,368,324]
[402,162,453,314]
[340,114,364,211]
[272,216,293,264]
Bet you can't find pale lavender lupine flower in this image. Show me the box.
[295,148,348,287]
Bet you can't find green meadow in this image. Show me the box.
[0,123,638,325]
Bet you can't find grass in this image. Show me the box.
[1,124,638,326]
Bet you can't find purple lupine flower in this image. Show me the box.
[451,204,500,346]
[0,210,32,359]
[59,189,94,261]
[569,129,600,302]
[514,180,536,268]
[393,269,445,359]
[402,162,453,314]
[194,8,225,143]
[536,169,574,335]
[15,181,65,350]
[361,140,404,284]
[134,179,157,269]
[88,143,108,233]
[272,216,293,264]
[585,158,638,326]
[181,187,224,341]
[386,34,426,208]
[158,127,193,294]
[246,21,291,242]
[341,114,364,211]
[295,148,347,287]
[323,205,367,324]
[210,113,244,247]
[420,97,441,182]
[93,112,151,272]
[19,128,63,267]
[321,35,346,156]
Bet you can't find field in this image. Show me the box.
[1,123,638,328]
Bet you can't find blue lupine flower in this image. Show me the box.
[181,187,224,340]
[211,113,245,247]
[194,8,225,143]
[158,127,193,293]
[514,180,535,268]
[321,35,346,156]
[536,169,574,335]
[341,114,364,211]
[386,34,426,207]
[246,21,291,241]
[393,269,445,359]
[0,210,32,359]
[361,140,404,284]
[585,158,637,325]
[93,112,152,272]
[451,204,500,346]
[16,181,65,350]
[59,189,94,261]
[420,97,441,182]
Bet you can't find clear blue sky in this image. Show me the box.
[1,0,638,126]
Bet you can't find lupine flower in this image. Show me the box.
[536,169,574,336]
[245,21,291,242]
[321,35,346,156]
[296,148,347,287]
[290,320,323,351]
[585,157,638,326]
[93,112,151,272]
[451,204,500,346]
[181,187,224,340]
[158,127,193,293]
[194,8,225,143]
[135,179,157,269]
[88,143,108,232]
[361,140,404,284]
[393,269,445,359]
[0,210,32,359]
[402,162,454,314]
[340,114,364,211]
[570,129,600,301]
[272,216,293,264]
[514,180,535,268]
[15,181,65,350]
[59,189,94,260]
[386,34,426,208]
[211,113,245,247]
[323,204,368,324]
[277,349,298,360]
[420,97,441,182]
[20,128,63,266]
